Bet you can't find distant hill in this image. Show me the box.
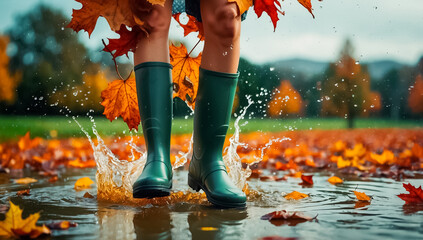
[267,58,407,80]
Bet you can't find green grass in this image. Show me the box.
[0,115,421,142]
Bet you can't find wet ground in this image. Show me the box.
[1,168,422,240]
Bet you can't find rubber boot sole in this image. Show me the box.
[188,174,246,208]
[133,185,171,199]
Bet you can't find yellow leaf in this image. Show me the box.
[74,177,94,190]
[354,191,371,201]
[0,201,50,238]
[14,178,38,184]
[335,156,351,168]
[284,191,309,200]
[228,0,253,15]
[344,143,366,158]
[201,227,218,231]
[327,176,343,184]
[370,150,395,165]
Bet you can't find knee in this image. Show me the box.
[131,1,171,37]
[203,4,241,40]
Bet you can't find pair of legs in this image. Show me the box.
[132,0,246,208]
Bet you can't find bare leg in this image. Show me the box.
[132,0,173,65]
[200,0,241,73]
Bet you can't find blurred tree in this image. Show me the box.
[268,80,303,117]
[7,5,91,114]
[0,36,21,105]
[321,39,381,128]
[408,74,423,114]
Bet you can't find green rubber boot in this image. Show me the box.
[133,62,173,199]
[188,68,247,208]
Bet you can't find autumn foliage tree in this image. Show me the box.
[268,80,303,117]
[408,74,423,114]
[0,36,20,104]
[321,40,381,128]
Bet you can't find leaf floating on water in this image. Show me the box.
[354,191,371,201]
[284,191,309,200]
[0,201,50,239]
[299,174,313,185]
[16,189,30,196]
[327,176,343,184]
[397,183,423,204]
[74,177,94,191]
[46,221,77,230]
[200,227,218,231]
[14,177,37,184]
[83,192,95,199]
[261,210,317,226]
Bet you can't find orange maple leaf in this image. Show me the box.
[0,201,50,239]
[74,177,94,190]
[67,0,140,36]
[101,77,140,131]
[173,13,204,40]
[327,176,343,184]
[297,0,315,18]
[228,0,253,15]
[169,42,202,108]
[284,191,309,200]
[354,190,371,201]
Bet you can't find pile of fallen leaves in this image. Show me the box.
[1,129,422,181]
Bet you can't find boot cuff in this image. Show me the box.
[200,68,240,79]
[134,62,173,71]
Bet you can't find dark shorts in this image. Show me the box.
[172,0,247,22]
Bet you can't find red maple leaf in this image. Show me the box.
[297,0,316,18]
[254,0,285,31]
[261,210,317,226]
[103,24,144,60]
[397,183,423,204]
[300,174,314,185]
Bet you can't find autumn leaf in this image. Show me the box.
[83,192,95,199]
[370,150,395,165]
[67,0,140,36]
[300,174,313,185]
[16,189,30,196]
[284,191,309,200]
[200,227,218,231]
[254,0,285,31]
[397,183,423,204]
[261,210,317,226]
[14,178,37,184]
[0,201,50,239]
[228,0,253,15]
[327,176,343,185]
[101,76,140,131]
[74,177,94,190]
[104,24,144,60]
[46,221,77,230]
[173,13,204,39]
[354,191,371,201]
[170,42,201,107]
[297,0,315,18]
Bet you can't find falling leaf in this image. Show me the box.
[74,177,94,190]
[327,176,343,184]
[0,201,50,239]
[261,210,317,226]
[83,192,95,199]
[254,0,285,31]
[300,174,313,185]
[14,178,37,184]
[397,183,423,204]
[284,191,309,200]
[67,0,139,36]
[354,191,371,201]
[228,0,253,15]
[173,13,204,39]
[104,24,144,60]
[46,221,77,230]
[16,189,30,196]
[101,76,140,130]
[297,0,315,18]
[170,42,201,107]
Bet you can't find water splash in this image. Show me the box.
[74,96,288,204]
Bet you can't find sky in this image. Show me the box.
[0,0,422,65]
